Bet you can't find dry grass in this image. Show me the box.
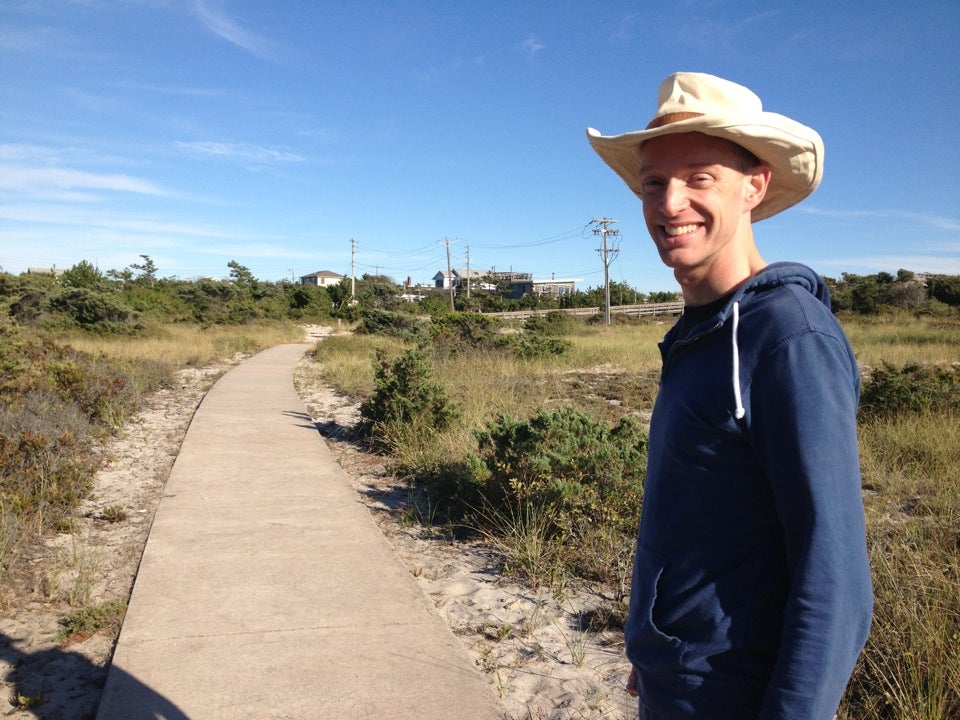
[63,321,304,367]
[840,313,960,368]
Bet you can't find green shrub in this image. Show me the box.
[0,326,171,583]
[469,406,647,537]
[429,312,506,355]
[860,364,960,418]
[358,348,461,447]
[508,333,571,359]
[48,288,133,331]
[523,311,579,336]
[356,309,426,341]
[58,600,127,641]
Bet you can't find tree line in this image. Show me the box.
[1,257,957,333]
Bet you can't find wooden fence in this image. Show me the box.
[484,301,684,322]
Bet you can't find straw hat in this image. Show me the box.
[586,72,824,221]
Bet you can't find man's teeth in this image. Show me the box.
[664,224,699,236]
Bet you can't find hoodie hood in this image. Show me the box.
[733,261,831,308]
[662,262,834,420]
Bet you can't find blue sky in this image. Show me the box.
[1,1,958,293]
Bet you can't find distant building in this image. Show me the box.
[27,267,66,277]
[432,268,489,290]
[433,268,579,299]
[532,276,581,297]
[300,270,344,287]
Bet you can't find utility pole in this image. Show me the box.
[465,244,471,300]
[442,237,456,311]
[350,237,357,303]
[591,218,620,326]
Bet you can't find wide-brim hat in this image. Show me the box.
[586,72,824,221]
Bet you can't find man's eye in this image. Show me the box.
[640,178,664,192]
[689,174,713,186]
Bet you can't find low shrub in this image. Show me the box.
[356,309,426,341]
[358,348,461,449]
[860,363,960,418]
[468,406,647,538]
[523,311,581,337]
[429,312,506,356]
[48,288,134,331]
[0,326,172,584]
[57,599,127,642]
[508,334,571,359]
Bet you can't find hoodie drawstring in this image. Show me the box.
[732,301,746,420]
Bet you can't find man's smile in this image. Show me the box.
[662,223,701,238]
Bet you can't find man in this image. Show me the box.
[586,72,873,719]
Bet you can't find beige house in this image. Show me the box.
[532,277,580,297]
[299,270,344,287]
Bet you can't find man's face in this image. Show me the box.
[638,132,765,276]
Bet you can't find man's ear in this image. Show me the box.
[743,164,772,212]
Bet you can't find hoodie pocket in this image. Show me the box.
[625,541,694,683]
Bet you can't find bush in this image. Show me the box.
[469,406,647,537]
[358,348,461,447]
[0,326,171,582]
[508,333,571,358]
[356,309,426,341]
[48,288,133,331]
[429,312,505,355]
[860,364,960,418]
[523,311,579,336]
[435,406,647,586]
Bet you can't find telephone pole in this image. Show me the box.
[465,244,472,300]
[442,237,457,311]
[350,237,357,303]
[591,218,620,326]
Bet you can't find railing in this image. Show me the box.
[485,301,684,321]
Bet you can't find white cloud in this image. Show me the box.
[0,202,228,238]
[0,164,169,198]
[813,254,960,275]
[521,35,545,57]
[173,140,304,164]
[801,207,960,233]
[193,1,278,62]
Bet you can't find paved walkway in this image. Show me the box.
[96,343,502,720]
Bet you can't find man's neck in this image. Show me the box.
[676,248,767,306]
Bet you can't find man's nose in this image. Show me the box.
[661,179,689,216]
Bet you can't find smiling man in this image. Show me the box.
[587,73,873,719]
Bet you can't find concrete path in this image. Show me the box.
[96,343,502,720]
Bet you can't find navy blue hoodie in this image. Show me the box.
[626,262,873,719]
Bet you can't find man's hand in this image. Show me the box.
[626,668,639,697]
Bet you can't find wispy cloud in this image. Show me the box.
[813,254,960,275]
[0,164,169,200]
[801,207,960,233]
[193,1,278,61]
[520,35,545,58]
[0,202,226,238]
[173,140,304,165]
[610,14,640,44]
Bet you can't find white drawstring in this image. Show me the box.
[731,301,746,419]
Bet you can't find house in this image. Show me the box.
[27,267,66,278]
[433,268,578,299]
[300,270,344,287]
[532,276,581,297]
[432,268,489,290]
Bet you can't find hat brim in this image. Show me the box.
[586,113,823,222]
